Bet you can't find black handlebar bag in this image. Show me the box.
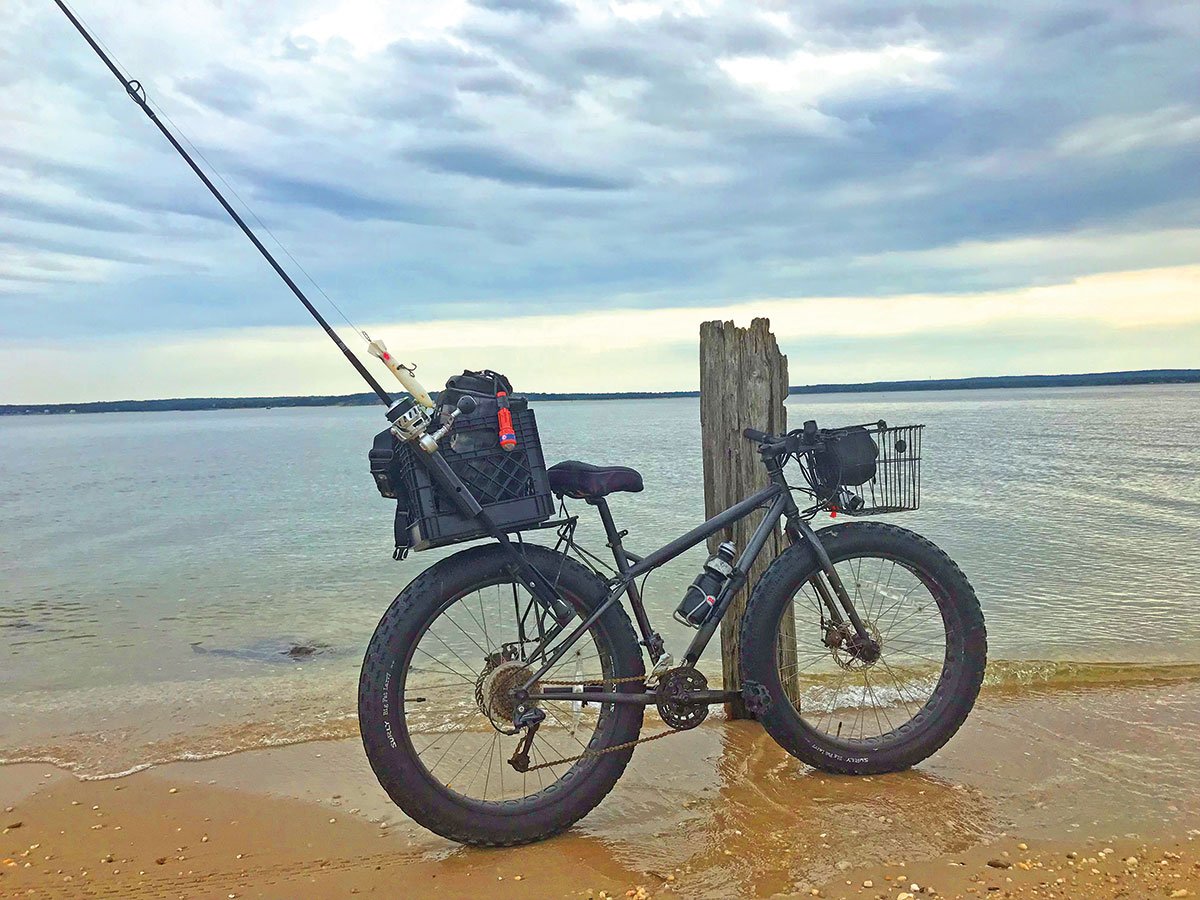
[813,427,878,496]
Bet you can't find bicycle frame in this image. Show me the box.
[412,436,873,709]
[410,434,873,710]
[533,483,790,683]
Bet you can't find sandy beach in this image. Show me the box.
[3,677,1198,899]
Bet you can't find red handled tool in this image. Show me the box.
[496,391,517,451]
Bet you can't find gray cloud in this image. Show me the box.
[473,0,573,23]
[409,142,632,190]
[2,194,144,235]
[176,64,266,116]
[239,169,447,224]
[2,0,1198,343]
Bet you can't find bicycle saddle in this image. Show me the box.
[547,460,644,499]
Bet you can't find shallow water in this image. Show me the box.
[1,384,1198,777]
[147,679,1200,898]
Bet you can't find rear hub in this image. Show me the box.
[476,660,537,735]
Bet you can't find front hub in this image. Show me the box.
[826,621,884,670]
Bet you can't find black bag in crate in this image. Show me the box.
[368,429,415,552]
[439,369,512,411]
[368,371,553,553]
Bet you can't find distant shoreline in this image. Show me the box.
[2,368,1196,416]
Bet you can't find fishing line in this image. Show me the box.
[148,100,368,338]
[59,0,368,340]
[52,0,394,404]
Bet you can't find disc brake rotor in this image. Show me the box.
[828,621,884,671]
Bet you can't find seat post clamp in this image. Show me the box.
[606,529,629,549]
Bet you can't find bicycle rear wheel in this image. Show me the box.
[740,522,986,774]
[359,543,645,846]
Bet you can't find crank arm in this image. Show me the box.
[682,689,742,705]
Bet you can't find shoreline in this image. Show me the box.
[3,369,1197,416]
[5,659,1200,784]
[3,679,1199,898]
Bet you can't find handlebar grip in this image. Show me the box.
[743,428,771,442]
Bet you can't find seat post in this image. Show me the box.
[587,497,627,566]
[586,497,663,662]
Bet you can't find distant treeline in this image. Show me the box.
[2,369,1196,416]
[788,369,1200,395]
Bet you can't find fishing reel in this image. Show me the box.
[387,394,477,452]
[386,394,431,442]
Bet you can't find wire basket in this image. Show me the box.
[811,422,924,516]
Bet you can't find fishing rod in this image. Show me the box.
[52,0,437,411]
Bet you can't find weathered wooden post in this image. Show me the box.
[699,318,796,718]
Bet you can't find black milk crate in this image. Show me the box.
[841,422,924,516]
[375,403,553,551]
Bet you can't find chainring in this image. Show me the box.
[655,667,709,730]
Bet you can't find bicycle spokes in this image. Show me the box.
[780,555,948,742]
[405,581,614,803]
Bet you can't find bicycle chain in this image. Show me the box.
[515,674,685,773]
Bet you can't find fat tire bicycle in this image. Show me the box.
[359,419,987,846]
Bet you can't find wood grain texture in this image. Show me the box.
[699,318,794,718]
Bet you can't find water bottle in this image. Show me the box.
[674,541,737,627]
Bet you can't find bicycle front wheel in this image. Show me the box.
[740,522,987,774]
[358,543,645,846]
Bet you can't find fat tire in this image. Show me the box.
[358,543,645,846]
[740,522,986,774]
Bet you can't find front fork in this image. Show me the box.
[778,475,880,661]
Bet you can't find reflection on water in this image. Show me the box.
[1,384,1199,777]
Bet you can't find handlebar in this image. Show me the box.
[743,427,799,456]
[744,418,887,457]
[745,418,853,456]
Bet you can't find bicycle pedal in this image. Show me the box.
[742,680,772,716]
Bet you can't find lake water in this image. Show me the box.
[2,385,1199,778]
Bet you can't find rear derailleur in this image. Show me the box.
[507,706,545,773]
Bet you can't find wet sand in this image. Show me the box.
[2,678,1198,899]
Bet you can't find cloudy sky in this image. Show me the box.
[2,0,1198,402]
